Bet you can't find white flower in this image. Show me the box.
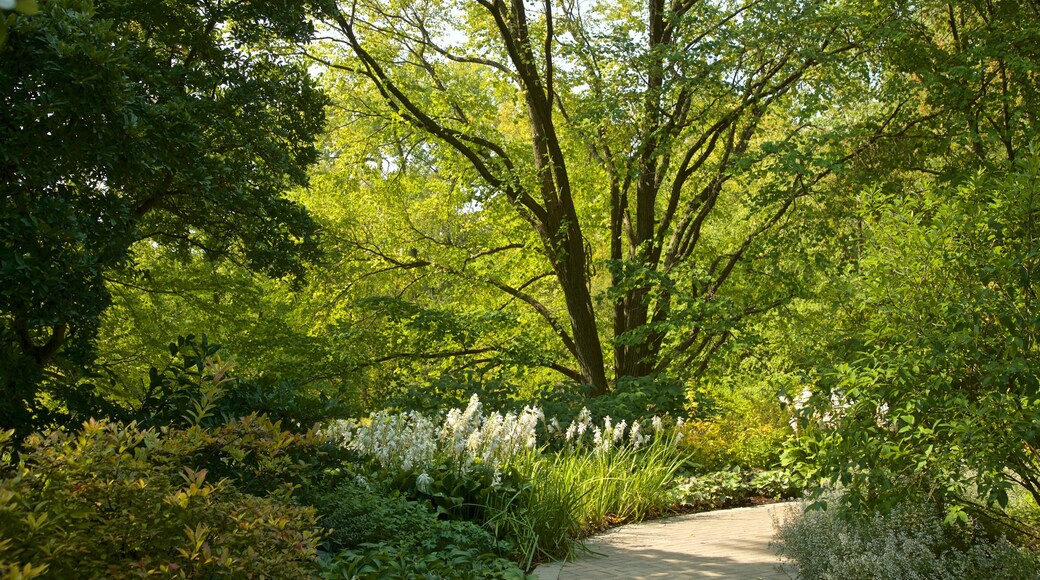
[416,472,433,494]
[574,408,592,438]
[612,419,627,443]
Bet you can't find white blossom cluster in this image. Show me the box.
[780,386,853,432]
[552,407,673,453]
[326,395,684,487]
[335,409,440,473]
[439,394,543,476]
[326,395,544,484]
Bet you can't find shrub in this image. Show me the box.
[0,419,322,578]
[674,468,800,510]
[304,477,528,579]
[782,158,1040,523]
[773,499,1040,579]
[680,379,792,471]
[306,478,501,555]
[327,395,687,566]
[135,334,349,433]
[319,544,529,579]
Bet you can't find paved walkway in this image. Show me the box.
[534,503,794,579]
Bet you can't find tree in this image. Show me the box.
[782,152,1040,528]
[0,0,327,434]
[308,0,914,394]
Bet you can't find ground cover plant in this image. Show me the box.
[774,498,1040,579]
[675,468,800,511]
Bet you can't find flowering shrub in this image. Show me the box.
[327,395,670,488]
[325,395,688,565]
[774,499,1040,579]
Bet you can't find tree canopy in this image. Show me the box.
[0,0,327,434]
[302,0,943,394]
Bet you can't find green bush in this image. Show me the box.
[319,544,530,579]
[0,419,322,578]
[680,379,792,471]
[306,478,501,555]
[674,468,799,510]
[782,157,1040,522]
[305,478,528,579]
[774,499,1040,579]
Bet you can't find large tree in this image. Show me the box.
[0,0,327,433]
[309,0,912,393]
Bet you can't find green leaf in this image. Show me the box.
[14,0,38,15]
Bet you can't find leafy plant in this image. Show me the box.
[0,419,322,578]
[774,499,1040,579]
[674,468,800,510]
[306,478,502,555]
[328,396,687,565]
[782,154,1040,526]
[319,544,530,580]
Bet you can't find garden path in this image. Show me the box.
[534,502,794,579]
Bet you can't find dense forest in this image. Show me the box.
[2,0,1039,577]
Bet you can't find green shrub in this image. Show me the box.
[680,380,792,471]
[305,478,528,579]
[319,544,530,579]
[0,419,322,578]
[674,468,799,510]
[774,499,1040,579]
[135,334,349,434]
[782,159,1040,523]
[306,478,501,555]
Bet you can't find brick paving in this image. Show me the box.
[534,503,794,579]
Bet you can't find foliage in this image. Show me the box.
[319,544,529,580]
[773,499,1040,579]
[0,419,322,578]
[532,430,685,535]
[301,475,526,578]
[781,154,1040,525]
[328,396,685,564]
[679,378,793,471]
[132,334,349,433]
[680,419,785,472]
[303,0,899,395]
[0,0,38,46]
[306,478,501,555]
[534,376,687,432]
[0,0,326,435]
[674,469,800,511]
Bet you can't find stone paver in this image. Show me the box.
[534,503,793,579]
